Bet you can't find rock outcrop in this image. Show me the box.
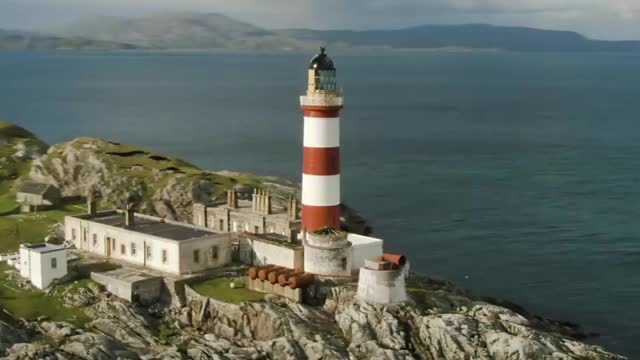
[0,275,627,360]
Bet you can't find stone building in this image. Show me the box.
[65,207,233,276]
[193,189,301,241]
[16,182,61,213]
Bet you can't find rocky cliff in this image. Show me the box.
[0,274,626,359]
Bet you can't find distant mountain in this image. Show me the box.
[54,13,309,50]
[278,24,640,52]
[37,13,640,52]
[0,29,140,50]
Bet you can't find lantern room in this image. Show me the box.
[307,47,338,94]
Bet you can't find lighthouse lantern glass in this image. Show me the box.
[315,70,337,92]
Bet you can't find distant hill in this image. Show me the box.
[278,24,640,52]
[26,12,640,52]
[0,29,140,50]
[53,13,309,50]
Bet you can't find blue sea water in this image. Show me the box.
[1,50,640,357]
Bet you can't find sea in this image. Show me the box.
[1,49,639,358]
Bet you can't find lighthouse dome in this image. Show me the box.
[309,47,335,70]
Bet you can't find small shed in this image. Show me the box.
[91,268,163,304]
[16,182,61,213]
[19,243,68,290]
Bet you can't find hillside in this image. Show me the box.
[54,13,310,50]
[50,13,640,52]
[0,29,140,50]
[278,24,640,52]
[0,122,48,213]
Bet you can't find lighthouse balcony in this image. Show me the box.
[300,95,343,107]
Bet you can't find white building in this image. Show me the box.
[65,209,233,276]
[19,243,67,290]
[239,233,304,270]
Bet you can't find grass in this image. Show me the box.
[191,277,265,304]
[0,263,91,327]
[0,201,85,253]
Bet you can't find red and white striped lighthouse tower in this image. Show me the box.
[300,47,343,233]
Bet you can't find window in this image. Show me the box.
[93,234,97,247]
[146,245,152,260]
[121,244,126,255]
[83,230,88,242]
[193,249,200,263]
[341,257,347,271]
[72,229,77,241]
[51,258,57,269]
[210,246,218,261]
[254,226,259,234]
[162,250,168,264]
[131,243,136,256]
[112,238,116,251]
[219,219,224,231]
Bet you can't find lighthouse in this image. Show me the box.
[301,48,353,277]
[300,47,343,233]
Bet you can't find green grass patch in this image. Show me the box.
[191,277,265,304]
[0,266,91,327]
[0,201,86,253]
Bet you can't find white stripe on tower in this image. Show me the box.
[303,117,340,148]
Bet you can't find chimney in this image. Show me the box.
[226,189,238,209]
[125,203,135,227]
[266,190,272,215]
[288,194,299,220]
[87,194,97,216]
[252,188,258,211]
[256,189,264,214]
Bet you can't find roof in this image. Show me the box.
[20,243,65,254]
[309,47,335,71]
[75,211,220,241]
[92,267,161,284]
[17,182,55,196]
[348,233,384,248]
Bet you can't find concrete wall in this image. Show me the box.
[177,233,233,275]
[91,272,163,304]
[356,267,407,305]
[303,242,352,277]
[350,241,383,274]
[239,237,303,269]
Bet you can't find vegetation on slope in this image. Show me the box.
[0,121,48,214]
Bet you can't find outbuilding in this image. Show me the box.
[19,243,67,289]
[16,182,61,213]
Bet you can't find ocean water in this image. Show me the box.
[1,50,640,357]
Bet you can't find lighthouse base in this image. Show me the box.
[303,231,352,277]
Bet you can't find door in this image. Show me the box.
[105,237,111,257]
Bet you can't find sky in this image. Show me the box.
[0,0,639,40]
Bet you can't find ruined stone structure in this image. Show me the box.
[193,190,301,241]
